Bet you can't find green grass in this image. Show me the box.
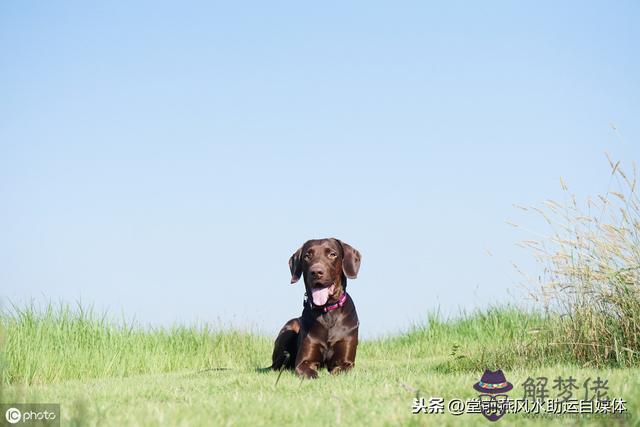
[0,303,269,385]
[1,304,638,426]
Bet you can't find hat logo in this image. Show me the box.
[473,369,513,422]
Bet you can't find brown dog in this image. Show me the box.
[271,238,361,379]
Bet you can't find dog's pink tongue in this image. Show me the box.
[311,287,330,306]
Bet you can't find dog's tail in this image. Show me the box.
[256,350,291,373]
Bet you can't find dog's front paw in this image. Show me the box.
[304,369,319,379]
[295,362,319,379]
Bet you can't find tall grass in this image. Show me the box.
[516,155,640,366]
[0,302,271,385]
[1,301,559,385]
[388,307,552,372]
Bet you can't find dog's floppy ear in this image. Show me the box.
[338,240,361,279]
[288,246,304,284]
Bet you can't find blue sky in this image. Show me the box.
[1,2,638,337]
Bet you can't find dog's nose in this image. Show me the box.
[310,266,325,279]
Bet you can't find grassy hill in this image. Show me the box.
[1,304,637,426]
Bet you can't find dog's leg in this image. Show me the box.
[327,335,358,374]
[294,336,326,379]
[271,318,300,370]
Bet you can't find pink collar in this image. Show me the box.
[308,292,349,313]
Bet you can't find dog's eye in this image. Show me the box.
[303,253,311,261]
[328,252,337,259]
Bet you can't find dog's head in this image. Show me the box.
[288,238,361,306]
